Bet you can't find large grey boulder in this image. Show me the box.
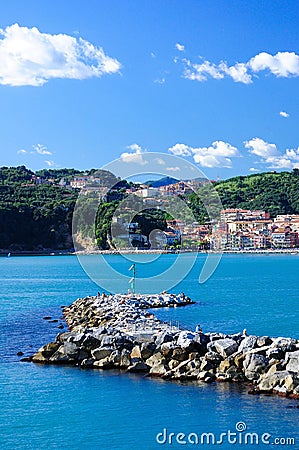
[32,342,60,362]
[120,349,131,368]
[272,337,297,352]
[57,332,76,343]
[93,357,112,369]
[244,354,268,380]
[43,342,61,353]
[173,359,201,380]
[49,342,79,363]
[146,352,165,368]
[91,347,113,360]
[81,334,103,350]
[171,346,189,361]
[205,351,223,365]
[77,348,89,361]
[109,350,122,366]
[172,360,190,379]
[214,339,238,358]
[62,342,79,358]
[141,342,156,359]
[177,331,195,349]
[285,350,299,373]
[155,331,175,348]
[257,370,298,393]
[160,341,176,358]
[200,359,215,372]
[206,332,227,341]
[127,361,149,373]
[115,334,134,351]
[149,362,169,377]
[239,336,257,353]
[69,332,86,346]
[256,336,272,347]
[266,347,285,360]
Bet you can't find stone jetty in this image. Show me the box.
[32,293,299,400]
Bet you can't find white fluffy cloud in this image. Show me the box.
[248,52,299,77]
[280,111,290,118]
[17,143,54,161]
[0,23,121,86]
[219,62,252,84]
[168,143,192,157]
[17,143,58,166]
[182,51,299,84]
[169,140,239,168]
[192,141,239,168]
[120,144,147,165]
[166,166,180,172]
[175,43,185,52]
[45,160,55,167]
[267,148,299,169]
[193,154,232,168]
[266,156,296,169]
[245,137,299,169]
[184,59,225,82]
[244,138,279,158]
[32,144,52,155]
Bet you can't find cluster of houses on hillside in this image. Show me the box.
[113,208,299,250]
[210,210,299,250]
[69,176,204,196]
[30,174,204,200]
[130,208,299,251]
[111,217,182,249]
[29,174,299,250]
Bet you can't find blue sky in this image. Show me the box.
[0,0,299,179]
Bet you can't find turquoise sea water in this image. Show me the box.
[0,254,298,449]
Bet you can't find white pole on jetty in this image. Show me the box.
[129,264,136,294]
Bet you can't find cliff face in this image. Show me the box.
[31,294,299,400]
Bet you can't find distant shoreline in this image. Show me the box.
[1,248,299,257]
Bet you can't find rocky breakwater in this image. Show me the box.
[32,293,299,400]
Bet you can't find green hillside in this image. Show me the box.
[214,170,299,217]
[187,170,299,222]
[0,166,78,251]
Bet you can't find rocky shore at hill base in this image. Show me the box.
[31,293,299,400]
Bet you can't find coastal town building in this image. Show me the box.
[210,210,299,250]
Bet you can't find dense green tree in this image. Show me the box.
[213,170,299,217]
